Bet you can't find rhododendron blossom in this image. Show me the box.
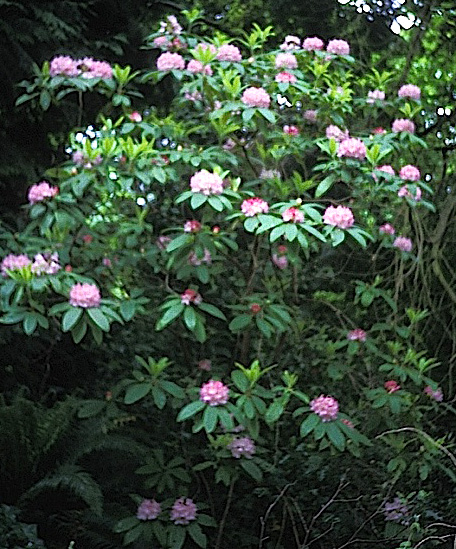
[379,223,395,235]
[384,498,411,524]
[398,84,421,100]
[241,197,269,216]
[49,55,79,77]
[241,87,271,108]
[347,328,366,341]
[275,71,297,83]
[31,252,61,275]
[1,254,31,276]
[170,498,197,525]
[216,44,242,62]
[280,35,301,50]
[366,89,385,103]
[78,58,113,79]
[302,36,324,51]
[399,165,421,181]
[326,39,350,55]
[137,499,161,520]
[28,181,59,204]
[250,303,262,314]
[326,125,349,142]
[272,254,288,269]
[156,235,171,250]
[184,220,201,233]
[200,380,229,406]
[424,385,443,402]
[337,137,366,160]
[275,52,298,69]
[128,111,142,122]
[304,109,317,122]
[310,395,339,422]
[282,207,304,223]
[323,205,354,229]
[384,380,400,393]
[283,125,299,135]
[375,165,395,176]
[393,236,413,252]
[156,52,185,71]
[69,283,101,308]
[186,59,212,75]
[153,36,169,48]
[392,119,415,133]
[181,289,202,305]
[398,185,422,201]
[227,436,256,458]
[190,170,224,195]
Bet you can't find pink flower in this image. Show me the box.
[31,252,61,275]
[184,220,201,233]
[282,207,304,223]
[198,359,212,371]
[392,119,415,133]
[250,303,262,314]
[275,52,298,69]
[241,87,271,108]
[326,125,349,142]
[241,197,269,216]
[184,90,203,102]
[337,138,366,160]
[424,385,443,402]
[283,125,299,135]
[373,127,386,134]
[393,236,412,252]
[275,71,297,83]
[398,84,421,100]
[310,395,339,422]
[280,35,301,50]
[347,328,366,341]
[129,111,142,122]
[223,138,236,150]
[227,436,256,458]
[170,498,197,525]
[1,254,31,276]
[156,52,185,71]
[153,36,169,48]
[272,253,288,269]
[188,249,212,266]
[367,89,385,103]
[379,223,395,235]
[69,283,101,308]
[375,165,395,177]
[304,109,318,123]
[78,58,113,79]
[200,380,229,406]
[398,185,422,201]
[137,499,161,520]
[323,205,354,229]
[156,235,172,250]
[28,181,59,204]
[49,56,79,77]
[399,165,420,181]
[326,39,350,55]
[102,257,112,267]
[384,380,400,393]
[181,289,202,305]
[302,36,324,51]
[187,59,212,75]
[217,44,242,62]
[164,15,182,35]
[190,169,224,195]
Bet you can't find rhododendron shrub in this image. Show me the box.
[3,10,447,549]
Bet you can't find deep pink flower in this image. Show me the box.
[137,499,161,520]
[302,36,324,51]
[1,254,31,276]
[181,289,202,305]
[184,220,202,233]
[379,223,395,235]
[347,328,366,342]
[398,84,421,100]
[250,303,262,314]
[272,253,288,269]
[282,207,304,223]
[129,111,142,122]
[393,236,413,252]
[326,39,350,55]
[31,252,61,275]
[275,71,297,83]
[170,498,197,525]
[337,138,366,160]
[310,395,339,422]
[326,125,349,142]
[28,181,59,204]
[190,170,224,195]
[156,52,185,71]
[49,56,79,77]
[241,197,269,216]
[275,52,298,69]
[283,125,299,135]
[392,119,415,133]
[200,379,229,406]
[187,59,212,75]
[217,44,242,62]
[304,109,318,123]
[69,283,101,308]
[241,87,271,108]
[384,380,400,393]
[366,89,385,103]
[424,385,443,402]
[102,257,112,267]
[323,205,354,229]
[399,165,420,181]
[373,127,386,134]
[227,436,256,458]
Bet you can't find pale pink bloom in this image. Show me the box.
[347,328,366,341]
[326,39,350,55]
[184,219,201,233]
[424,385,443,402]
[375,165,395,176]
[28,181,59,204]
[304,109,317,123]
[384,498,410,523]
[129,111,142,122]
[78,58,113,79]
[393,236,412,252]
[398,84,421,100]
[137,499,161,520]
[241,197,269,216]
[227,436,256,458]
[373,127,386,134]
[153,36,169,48]
[379,223,395,235]
[72,151,85,165]
[223,138,236,150]
[282,207,304,223]
[217,44,242,62]
[280,35,301,50]
[31,252,61,275]
[184,90,203,102]
[326,125,349,142]
[69,283,101,308]
[156,52,185,71]
[49,56,79,77]
[398,185,422,201]
[181,289,202,305]
[187,59,212,75]
[366,89,385,103]
[392,119,415,133]
[384,380,400,393]
[272,253,288,269]
[337,138,366,160]
[241,87,271,108]
[200,379,229,406]
[190,169,224,195]
[323,205,354,229]
[283,125,299,135]
[156,235,172,250]
[198,359,212,371]
[310,394,339,422]
[275,52,298,69]
[170,498,197,525]
[399,165,420,181]
[1,254,31,276]
[302,36,324,51]
[159,15,182,35]
[275,71,297,83]
[188,249,211,266]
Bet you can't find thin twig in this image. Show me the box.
[259,482,296,549]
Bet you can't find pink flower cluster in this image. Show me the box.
[1,254,31,276]
[28,181,59,204]
[392,119,415,134]
[50,56,112,78]
[326,125,349,142]
[282,207,304,223]
[69,283,101,308]
[190,169,224,195]
[170,498,197,525]
[227,436,256,458]
[283,125,299,135]
[72,151,102,169]
[137,499,161,520]
[184,219,201,233]
[217,44,242,62]
[323,205,354,229]
[302,36,324,51]
[376,165,395,177]
[200,379,229,406]
[241,87,271,108]
[275,71,297,83]
[398,84,421,100]
[159,15,182,35]
[310,395,339,422]
[393,236,412,252]
[398,185,421,201]
[379,223,395,235]
[156,52,185,71]
[31,252,61,275]
[187,59,212,75]
[326,39,350,55]
[384,380,400,393]
[337,137,366,160]
[188,249,212,266]
[424,385,443,402]
[399,165,420,181]
[280,35,301,50]
[275,52,298,69]
[241,197,269,217]
[367,89,385,103]
[304,109,317,123]
[181,289,202,305]
[347,328,366,341]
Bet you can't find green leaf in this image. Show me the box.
[208,196,223,211]
[156,303,184,330]
[184,305,197,330]
[152,385,167,409]
[244,217,259,232]
[78,399,106,418]
[161,380,185,399]
[114,516,140,533]
[124,383,151,404]
[231,370,249,392]
[197,514,217,527]
[265,400,285,424]
[166,234,191,253]
[23,313,38,335]
[188,522,207,548]
[191,193,207,209]
[62,307,83,332]
[71,319,87,343]
[300,413,320,437]
[87,307,110,332]
[120,300,136,321]
[229,314,252,331]
[240,460,262,481]
[39,89,51,110]
[177,400,206,422]
[315,175,335,197]
[198,302,227,320]
[203,405,218,433]
[258,108,276,123]
[168,525,186,549]
[325,422,345,451]
[124,524,143,545]
[284,223,298,241]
